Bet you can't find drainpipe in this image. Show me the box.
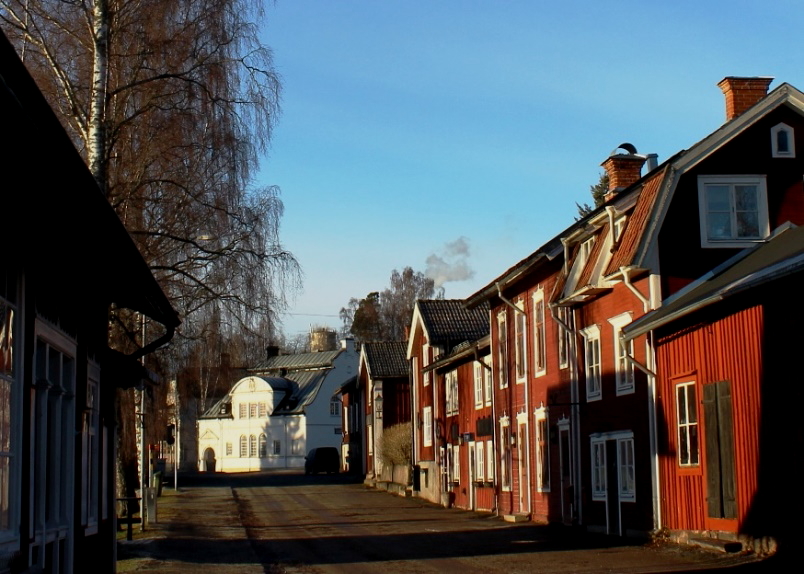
[619,267,662,532]
[620,266,650,313]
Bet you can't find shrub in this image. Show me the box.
[381,422,412,466]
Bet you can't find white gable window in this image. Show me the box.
[697,175,769,248]
[771,123,795,158]
[423,406,433,448]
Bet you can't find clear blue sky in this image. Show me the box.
[255,0,802,339]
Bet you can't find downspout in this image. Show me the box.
[497,283,530,514]
[619,265,662,532]
[620,266,650,313]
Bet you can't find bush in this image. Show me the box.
[381,422,411,466]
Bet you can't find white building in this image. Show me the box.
[198,339,357,472]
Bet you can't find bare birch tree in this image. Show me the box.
[1,0,299,488]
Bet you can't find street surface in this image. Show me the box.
[226,471,767,574]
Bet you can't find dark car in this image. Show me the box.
[304,447,340,475]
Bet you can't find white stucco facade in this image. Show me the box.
[198,340,357,472]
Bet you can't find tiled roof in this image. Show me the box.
[250,349,341,372]
[364,341,409,378]
[606,168,667,275]
[418,299,489,346]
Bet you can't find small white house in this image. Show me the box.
[198,339,357,472]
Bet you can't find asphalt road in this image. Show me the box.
[222,470,768,574]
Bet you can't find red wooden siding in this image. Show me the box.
[655,305,763,532]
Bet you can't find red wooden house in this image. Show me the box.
[466,76,804,541]
[426,335,493,511]
[407,300,488,506]
[355,341,410,482]
[624,224,803,553]
[0,30,179,573]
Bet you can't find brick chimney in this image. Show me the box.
[601,143,647,201]
[718,76,773,121]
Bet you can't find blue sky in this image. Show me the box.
[255,0,802,339]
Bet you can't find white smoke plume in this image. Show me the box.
[425,237,475,288]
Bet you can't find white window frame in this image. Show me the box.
[514,302,527,383]
[273,439,282,455]
[697,175,769,248]
[618,437,636,502]
[240,435,247,458]
[497,312,509,389]
[614,215,627,242]
[330,398,341,417]
[423,406,433,448]
[676,381,700,467]
[451,444,460,483]
[532,289,547,378]
[499,416,511,492]
[557,306,571,370]
[475,442,485,481]
[534,407,550,492]
[486,440,494,481]
[473,362,484,409]
[445,370,458,416]
[422,344,431,387]
[258,434,267,458]
[591,438,606,501]
[608,312,635,396]
[581,325,602,401]
[239,403,247,419]
[771,123,795,158]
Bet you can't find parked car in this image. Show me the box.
[304,447,340,475]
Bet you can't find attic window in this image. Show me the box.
[771,123,795,158]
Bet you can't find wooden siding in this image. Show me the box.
[655,305,763,532]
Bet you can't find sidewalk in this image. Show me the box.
[116,482,264,573]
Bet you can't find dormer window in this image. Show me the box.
[697,175,769,248]
[771,123,795,158]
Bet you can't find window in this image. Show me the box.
[451,444,460,483]
[239,403,247,419]
[500,417,511,491]
[483,362,492,406]
[330,399,341,417]
[497,312,509,389]
[225,442,232,456]
[249,403,257,418]
[676,382,699,466]
[618,438,635,501]
[446,370,459,416]
[532,290,546,377]
[557,306,572,370]
[1,287,18,536]
[474,362,484,408]
[81,363,100,533]
[486,440,494,481]
[423,406,433,448]
[258,402,267,418]
[240,435,247,458]
[273,440,281,455]
[608,313,635,395]
[475,442,485,481]
[423,344,431,386]
[514,303,527,382]
[249,434,257,457]
[581,325,602,401]
[258,434,267,458]
[771,123,795,158]
[591,439,606,501]
[534,408,550,492]
[698,175,769,247]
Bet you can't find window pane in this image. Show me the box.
[735,185,758,210]
[736,211,760,238]
[708,212,732,239]
[706,185,731,211]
